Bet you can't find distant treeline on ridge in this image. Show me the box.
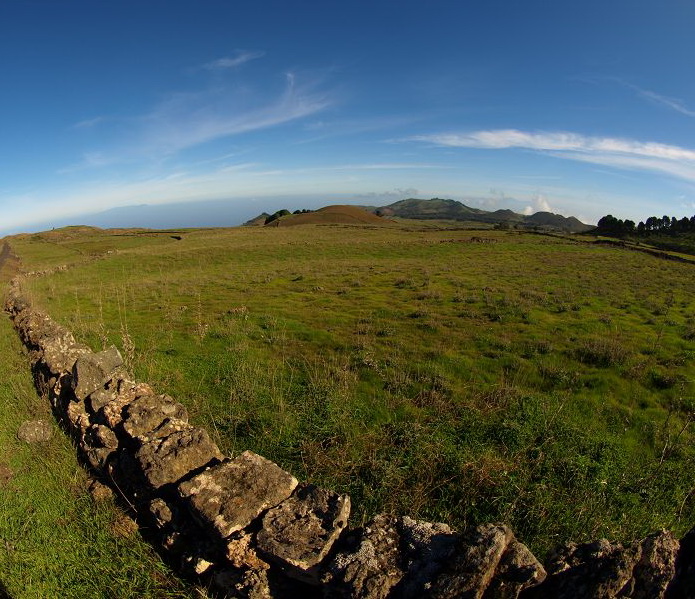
[595,213,695,238]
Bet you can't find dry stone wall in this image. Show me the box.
[4,276,695,598]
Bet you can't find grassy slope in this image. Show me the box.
[10,224,695,556]
[0,247,200,598]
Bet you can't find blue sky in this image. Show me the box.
[2,0,695,233]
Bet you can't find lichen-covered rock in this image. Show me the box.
[257,483,350,582]
[97,394,133,429]
[121,394,188,440]
[178,450,298,540]
[66,400,91,439]
[396,516,459,597]
[41,338,89,376]
[148,497,174,528]
[72,347,123,400]
[17,419,53,443]
[136,418,192,444]
[325,514,404,599]
[134,427,223,489]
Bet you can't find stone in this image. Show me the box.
[87,478,114,502]
[86,387,117,414]
[84,446,115,471]
[325,514,405,599]
[121,395,188,439]
[484,538,546,598]
[136,418,193,444]
[72,347,123,400]
[257,483,350,582]
[524,538,639,598]
[66,401,91,439]
[115,378,154,401]
[630,529,678,598]
[42,338,89,376]
[98,395,133,429]
[17,419,53,443]
[178,450,298,540]
[428,524,514,599]
[148,497,174,528]
[227,529,271,570]
[84,424,119,449]
[213,567,272,599]
[397,516,460,596]
[134,427,223,489]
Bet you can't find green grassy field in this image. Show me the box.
[8,223,695,556]
[0,253,203,598]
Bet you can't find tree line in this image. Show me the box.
[595,213,695,238]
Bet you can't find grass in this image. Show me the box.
[0,246,204,598]
[8,223,695,557]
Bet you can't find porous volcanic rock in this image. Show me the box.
[178,450,298,540]
[325,514,405,599]
[121,394,188,439]
[523,531,678,598]
[257,483,351,582]
[17,419,53,443]
[72,347,123,400]
[134,427,223,490]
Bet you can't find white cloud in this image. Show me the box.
[523,194,552,215]
[203,50,265,70]
[409,129,695,183]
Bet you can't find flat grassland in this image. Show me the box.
[10,223,695,555]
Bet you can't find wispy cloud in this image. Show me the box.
[73,116,105,129]
[141,72,331,155]
[62,71,332,171]
[616,80,695,117]
[409,129,695,183]
[203,50,265,70]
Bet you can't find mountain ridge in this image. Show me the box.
[374,198,594,232]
